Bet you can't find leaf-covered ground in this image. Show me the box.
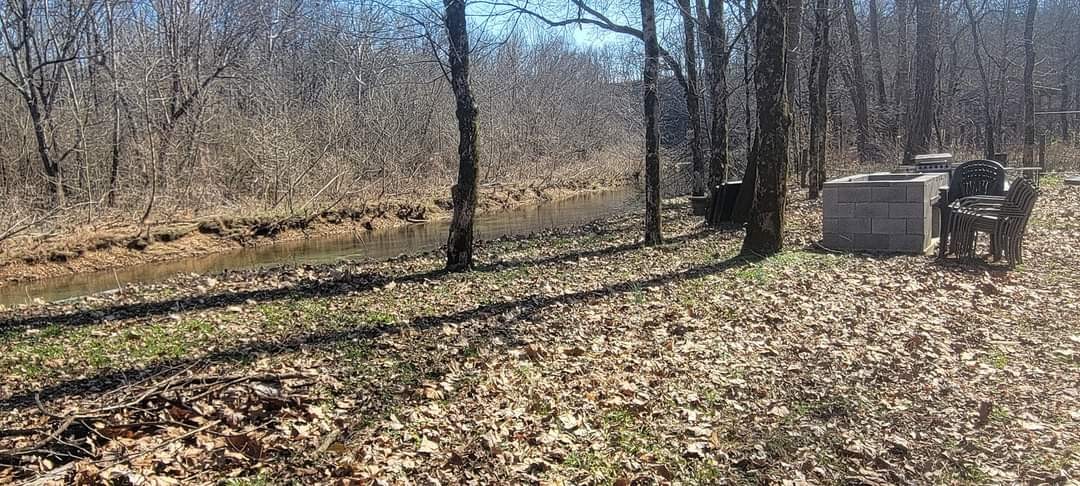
[1,181,1078,484]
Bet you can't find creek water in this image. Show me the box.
[0,188,642,307]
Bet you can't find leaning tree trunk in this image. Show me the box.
[444,0,481,271]
[641,0,663,246]
[677,0,706,197]
[1022,0,1037,166]
[808,0,831,199]
[742,0,790,256]
[843,0,873,162]
[903,0,938,162]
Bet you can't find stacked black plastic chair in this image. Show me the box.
[948,177,1039,267]
[937,159,1007,257]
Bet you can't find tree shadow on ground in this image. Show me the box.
[0,228,719,335]
[0,252,753,411]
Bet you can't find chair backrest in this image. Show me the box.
[949,159,1007,203]
[1003,177,1039,219]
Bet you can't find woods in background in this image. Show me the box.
[2,0,1079,256]
[0,0,641,223]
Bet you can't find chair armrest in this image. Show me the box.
[951,196,1007,209]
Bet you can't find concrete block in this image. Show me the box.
[833,203,855,218]
[838,218,871,234]
[872,186,907,202]
[854,202,890,218]
[907,218,929,235]
[822,233,854,250]
[872,218,908,235]
[889,234,930,253]
[823,218,840,234]
[820,187,838,212]
[854,233,890,249]
[838,187,871,202]
[907,185,926,202]
[889,203,925,219]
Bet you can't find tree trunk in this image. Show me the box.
[843,0,873,162]
[1022,0,1037,165]
[893,0,912,142]
[703,0,730,192]
[677,0,707,197]
[868,0,888,107]
[444,0,481,271]
[962,0,996,158]
[903,0,938,162]
[641,0,663,246]
[742,0,789,256]
[784,0,803,172]
[743,0,755,154]
[1062,79,1071,142]
[994,0,1013,149]
[26,99,64,204]
[808,0,831,199]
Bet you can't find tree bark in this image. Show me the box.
[1062,79,1071,142]
[843,0,873,162]
[893,0,912,142]
[26,99,64,204]
[742,0,790,256]
[808,0,831,199]
[703,0,730,192]
[444,0,481,271]
[1022,0,1037,165]
[962,0,996,158]
[784,0,803,171]
[641,0,663,246]
[867,0,888,107]
[903,0,938,162]
[677,0,706,197]
[994,0,1013,149]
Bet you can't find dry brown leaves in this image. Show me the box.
[2,185,1079,484]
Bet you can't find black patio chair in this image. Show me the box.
[948,177,1039,266]
[937,159,1007,257]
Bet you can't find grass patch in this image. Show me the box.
[987,349,1009,370]
[734,251,840,283]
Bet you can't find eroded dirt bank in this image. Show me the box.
[0,181,625,284]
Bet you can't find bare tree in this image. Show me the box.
[867,0,887,107]
[642,0,662,245]
[963,0,997,158]
[842,0,873,162]
[1022,0,1037,165]
[807,0,831,199]
[0,0,96,203]
[904,0,938,162]
[893,0,912,141]
[701,0,730,193]
[784,0,802,168]
[444,0,480,270]
[742,0,789,256]
[676,0,706,197]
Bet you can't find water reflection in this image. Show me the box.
[0,188,641,306]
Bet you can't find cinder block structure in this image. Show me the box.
[822,172,946,253]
